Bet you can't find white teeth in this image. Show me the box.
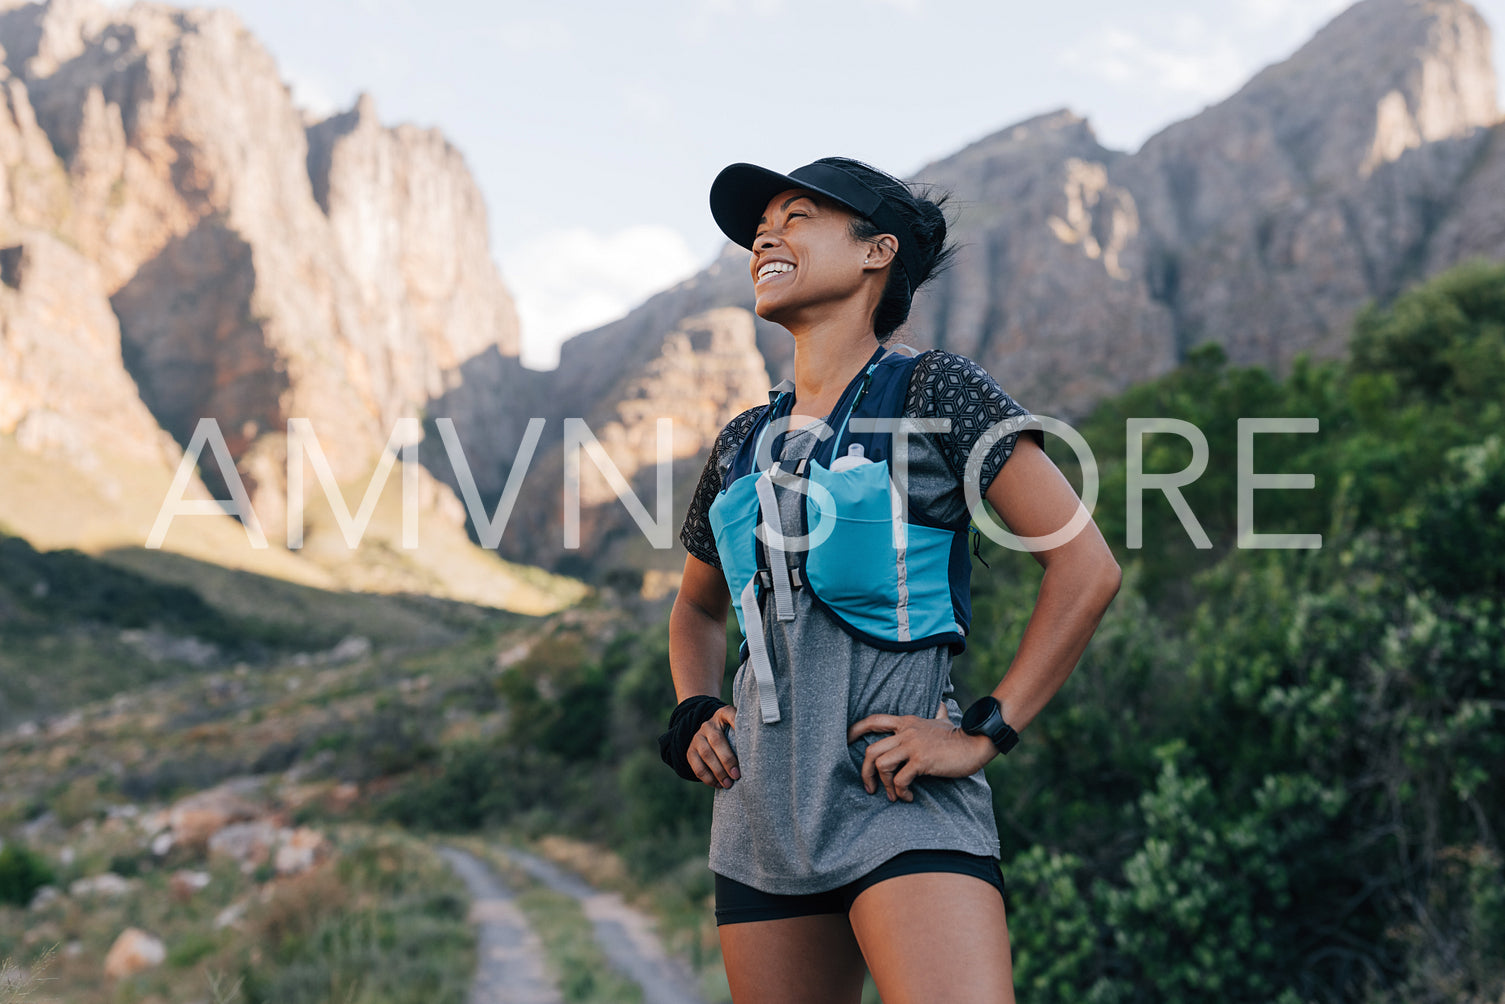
[757,262,794,279]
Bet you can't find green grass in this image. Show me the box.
[515,888,643,1004]
[3,807,474,1004]
[0,946,56,1004]
[203,828,475,1004]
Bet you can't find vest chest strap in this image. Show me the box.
[757,567,803,590]
[753,473,796,622]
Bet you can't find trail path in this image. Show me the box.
[439,843,707,1004]
[502,845,707,1004]
[436,845,562,1004]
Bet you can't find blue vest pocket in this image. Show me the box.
[709,478,762,636]
[804,461,963,644]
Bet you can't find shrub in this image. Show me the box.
[0,842,54,907]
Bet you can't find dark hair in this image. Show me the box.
[814,156,958,341]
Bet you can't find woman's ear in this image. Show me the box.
[863,235,899,269]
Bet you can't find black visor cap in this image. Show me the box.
[709,160,923,287]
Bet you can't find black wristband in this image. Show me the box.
[658,695,728,781]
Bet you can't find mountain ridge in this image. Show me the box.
[0,0,569,611]
[1,0,1502,584]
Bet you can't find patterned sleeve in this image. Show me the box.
[905,350,1045,498]
[679,406,764,568]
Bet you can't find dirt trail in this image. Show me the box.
[440,843,708,1004]
[437,845,562,1004]
[500,846,707,1004]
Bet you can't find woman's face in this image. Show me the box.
[749,188,872,324]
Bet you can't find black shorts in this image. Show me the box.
[713,849,1005,926]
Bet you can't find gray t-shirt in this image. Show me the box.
[679,350,1041,895]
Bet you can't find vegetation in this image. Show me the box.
[0,946,54,1004]
[0,844,53,908]
[225,831,472,1004]
[965,260,1505,1003]
[372,261,1505,1002]
[0,535,342,727]
[1,261,1500,1000]
[0,824,471,1004]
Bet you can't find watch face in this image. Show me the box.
[962,697,998,734]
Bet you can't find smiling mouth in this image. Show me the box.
[756,262,795,284]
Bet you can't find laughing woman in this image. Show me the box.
[660,157,1121,1004]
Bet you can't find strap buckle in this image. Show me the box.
[757,567,804,590]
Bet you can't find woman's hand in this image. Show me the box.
[847,703,997,802]
[689,704,740,789]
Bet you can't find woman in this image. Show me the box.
[661,156,1121,1003]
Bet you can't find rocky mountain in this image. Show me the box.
[0,0,571,612]
[480,0,1501,576]
[554,0,1499,428]
[503,307,771,572]
[1104,0,1499,373]
[3,0,1502,588]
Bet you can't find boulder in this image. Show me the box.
[273,826,329,875]
[206,819,278,870]
[166,783,262,848]
[102,927,165,978]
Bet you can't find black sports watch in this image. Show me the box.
[961,696,1020,755]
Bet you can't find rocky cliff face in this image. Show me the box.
[0,0,522,510]
[0,233,178,476]
[1113,0,1499,371]
[3,0,1502,585]
[513,0,1503,573]
[502,307,770,572]
[905,110,1178,418]
[546,0,1501,435]
[0,0,572,610]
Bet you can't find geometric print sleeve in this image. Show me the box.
[904,349,1045,499]
[679,406,765,568]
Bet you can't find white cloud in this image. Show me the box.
[1060,22,1249,101]
[503,225,704,371]
[1061,1,1357,105]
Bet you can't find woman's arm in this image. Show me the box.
[669,553,741,787]
[670,552,732,700]
[849,433,1121,801]
[977,432,1122,732]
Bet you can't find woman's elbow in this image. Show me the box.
[1045,538,1121,609]
[1094,549,1123,607]
[1060,535,1121,608]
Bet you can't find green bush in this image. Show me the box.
[0,842,55,907]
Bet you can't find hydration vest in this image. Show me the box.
[707,346,976,724]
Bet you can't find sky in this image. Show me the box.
[206,0,1505,368]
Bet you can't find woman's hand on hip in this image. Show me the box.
[847,704,996,802]
[689,704,740,789]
